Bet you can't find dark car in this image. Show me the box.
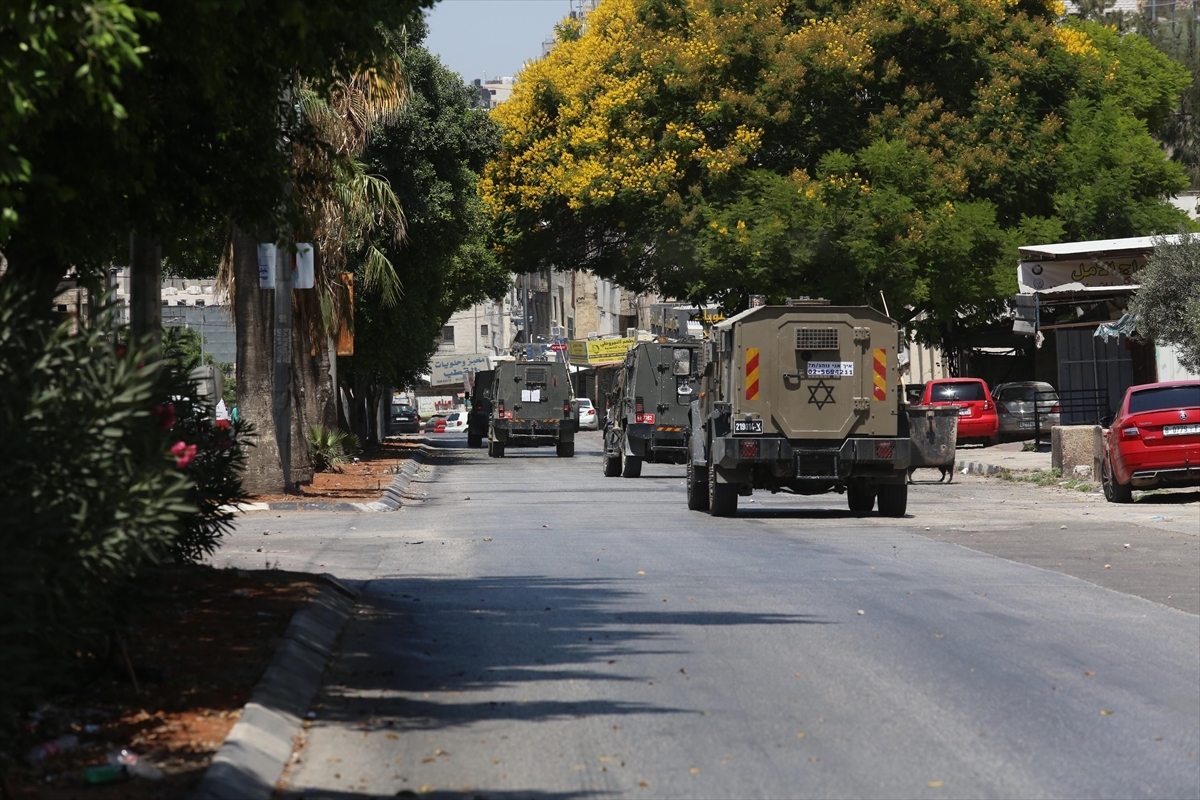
[1102,381,1200,502]
[388,402,419,434]
[992,381,1060,440]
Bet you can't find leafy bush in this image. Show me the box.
[0,285,192,722]
[309,424,362,472]
[160,329,252,563]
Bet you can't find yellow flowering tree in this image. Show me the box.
[484,0,1192,345]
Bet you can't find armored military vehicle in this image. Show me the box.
[602,341,701,478]
[466,369,494,448]
[487,360,578,457]
[687,302,911,517]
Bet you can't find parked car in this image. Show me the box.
[992,381,1060,440]
[425,414,447,433]
[920,378,999,444]
[443,411,468,433]
[577,397,599,430]
[388,402,420,435]
[1102,381,1200,503]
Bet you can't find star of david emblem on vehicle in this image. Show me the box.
[808,379,835,410]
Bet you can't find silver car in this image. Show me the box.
[993,381,1060,439]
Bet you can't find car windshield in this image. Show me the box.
[578,399,593,408]
[1129,385,1200,414]
[931,382,985,402]
[997,386,1057,403]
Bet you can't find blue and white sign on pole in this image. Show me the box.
[257,243,276,289]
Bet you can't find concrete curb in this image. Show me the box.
[229,440,435,515]
[192,576,358,800]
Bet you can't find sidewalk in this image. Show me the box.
[952,440,1053,476]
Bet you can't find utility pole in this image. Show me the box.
[271,77,298,493]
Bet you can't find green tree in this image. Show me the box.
[1128,233,1200,373]
[348,24,508,397]
[1,0,431,307]
[485,0,1193,347]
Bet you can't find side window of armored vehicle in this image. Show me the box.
[522,366,548,402]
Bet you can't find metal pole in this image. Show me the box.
[272,77,296,493]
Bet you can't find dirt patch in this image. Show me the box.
[247,438,421,504]
[3,565,319,799]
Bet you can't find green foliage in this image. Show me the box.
[348,24,509,389]
[1128,233,1200,373]
[2,0,431,304]
[486,0,1193,348]
[159,330,250,563]
[0,282,191,721]
[308,424,362,472]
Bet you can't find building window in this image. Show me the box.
[480,324,489,337]
[441,325,455,344]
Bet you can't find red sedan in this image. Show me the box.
[920,378,1000,444]
[1102,380,1200,503]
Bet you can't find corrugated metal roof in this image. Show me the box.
[1018,233,1190,260]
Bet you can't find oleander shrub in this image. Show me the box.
[0,284,192,722]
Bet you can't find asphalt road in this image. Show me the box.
[217,432,1199,799]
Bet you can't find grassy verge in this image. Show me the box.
[995,467,1097,492]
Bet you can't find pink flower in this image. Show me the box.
[170,441,198,469]
[153,403,177,430]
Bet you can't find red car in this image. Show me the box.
[920,378,1000,443]
[1102,381,1200,503]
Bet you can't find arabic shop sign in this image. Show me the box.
[567,337,636,367]
[1017,257,1144,293]
[429,354,492,386]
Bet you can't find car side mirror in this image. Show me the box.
[1100,414,1114,428]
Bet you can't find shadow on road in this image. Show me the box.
[279,787,604,800]
[308,575,828,735]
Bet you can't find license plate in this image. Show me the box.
[1164,423,1200,437]
[1019,421,1034,428]
[958,407,971,416]
[733,419,763,436]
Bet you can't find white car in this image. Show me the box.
[443,411,469,433]
[578,398,599,430]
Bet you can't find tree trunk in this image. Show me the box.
[129,233,162,353]
[289,310,317,486]
[233,227,286,495]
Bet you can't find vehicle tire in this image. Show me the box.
[708,452,738,517]
[621,449,642,478]
[877,481,908,517]
[1102,455,1132,503]
[468,432,482,449]
[686,459,710,511]
[556,441,575,458]
[847,482,877,514]
[603,450,621,477]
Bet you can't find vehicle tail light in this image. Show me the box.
[740,439,759,459]
[1051,404,1060,413]
[983,400,991,410]
[635,397,644,414]
[876,441,894,459]
[996,403,1010,414]
[563,401,571,416]
[1122,426,1139,439]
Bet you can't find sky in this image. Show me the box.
[423,0,576,83]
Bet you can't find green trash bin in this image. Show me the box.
[906,404,959,483]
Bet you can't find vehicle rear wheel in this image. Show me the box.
[877,481,908,517]
[847,482,877,514]
[708,455,738,517]
[686,459,710,511]
[1102,455,1132,503]
[556,441,575,458]
[468,432,482,448]
[621,449,642,478]
[603,451,621,477]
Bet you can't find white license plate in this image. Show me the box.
[733,419,764,435]
[1019,421,1034,428]
[958,407,971,416]
[1164,423,1200,437]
